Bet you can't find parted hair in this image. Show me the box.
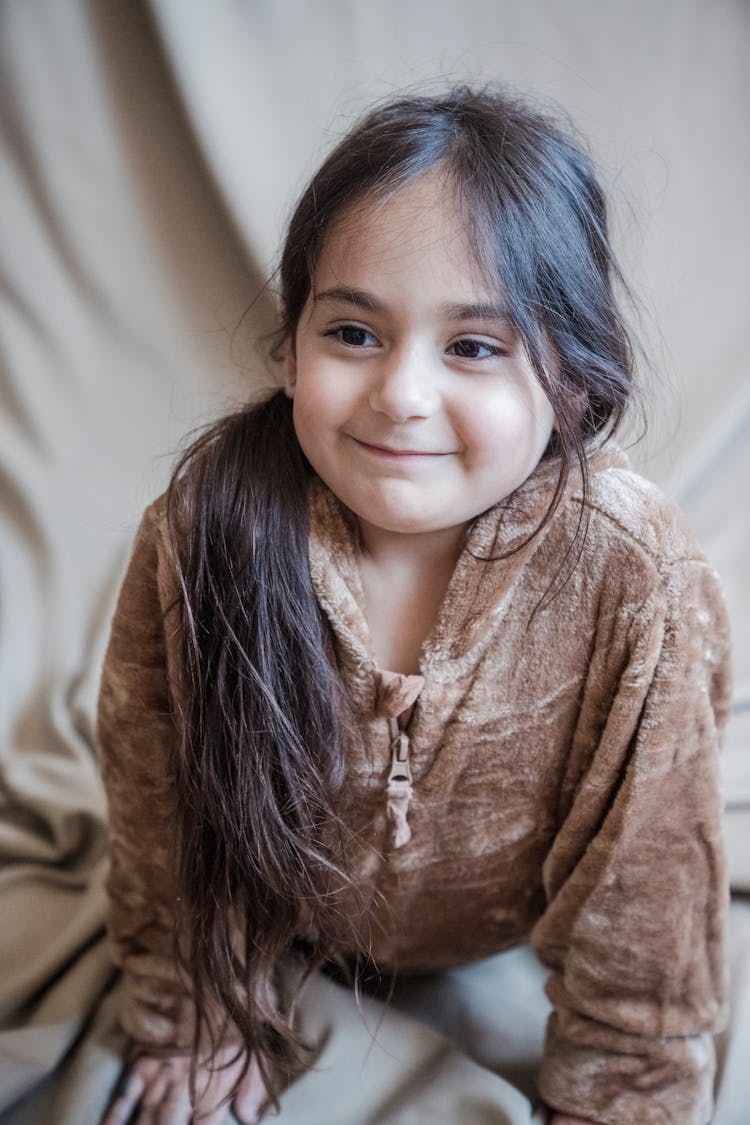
[165,84,636,1107]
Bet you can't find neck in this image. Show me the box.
[356,519,468,576]
[355,520,468,674]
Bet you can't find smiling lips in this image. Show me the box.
[351,437,454,458]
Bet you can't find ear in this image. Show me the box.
[278,300,297,398]
[283,338,297,399]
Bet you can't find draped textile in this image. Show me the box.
[1,2,748,1121]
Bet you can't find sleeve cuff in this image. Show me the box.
[538,1010,716,1125]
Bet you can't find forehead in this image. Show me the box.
[314,171,495,294]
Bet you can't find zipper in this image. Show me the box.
[374,670,423,850]
[386,716,414,848]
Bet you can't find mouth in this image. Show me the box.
[351,437,453,459]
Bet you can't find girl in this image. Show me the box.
[98,87,731,1125]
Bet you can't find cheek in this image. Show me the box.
[293,355,358,418]
[292,371,337,428]
[456,385,554,462]
[291,369,361,462]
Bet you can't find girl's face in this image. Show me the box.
[286,172,556,548]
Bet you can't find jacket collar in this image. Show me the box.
[307,443,628,675]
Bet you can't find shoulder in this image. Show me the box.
[112,490,179,623]
[535,447,728,642]
[579,454,703,571]
[552,453,732,727]
[140,487,173,537]
[558,448,720,616]
[126,490,173,570]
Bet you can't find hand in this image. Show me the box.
[102,1047,269,1124]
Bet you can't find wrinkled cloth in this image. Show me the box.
[97,444,732,1125]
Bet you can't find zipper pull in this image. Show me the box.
[387,721,413,848]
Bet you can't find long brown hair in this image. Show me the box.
[166,392,360,1101]
[166,84,636,1105]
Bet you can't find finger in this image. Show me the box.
[140,1066,171,1109]
[233,1060,269,1124]
[102,1066,146,1125]
[194,1100,232,1125]
[158,1080,193,1125]
[193,1059,246,1125]
[236,1097,269,1124]
[232,1100,266,1125]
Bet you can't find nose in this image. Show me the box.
[367,343,441,422]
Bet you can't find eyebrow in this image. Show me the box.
[314,287,514,324]
[441,301,514,324]
[314,287,381,312]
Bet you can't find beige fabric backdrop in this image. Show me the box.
[1,1,748,1122]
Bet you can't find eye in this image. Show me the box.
[324,324,379,348]
[448,338,507,360]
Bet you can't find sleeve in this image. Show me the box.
[531,556,732,1125]
[96,500,197,1051]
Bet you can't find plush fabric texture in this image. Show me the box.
[97,443,732,1125]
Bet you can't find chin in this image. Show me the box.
[355,505,468,538]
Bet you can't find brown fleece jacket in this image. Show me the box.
[97,444,732,1125]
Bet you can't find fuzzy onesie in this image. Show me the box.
[97,443,732,1125]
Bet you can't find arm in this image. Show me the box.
[97,501,195,1050]
[532,557,732,1125]
[98,504,272,1123]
